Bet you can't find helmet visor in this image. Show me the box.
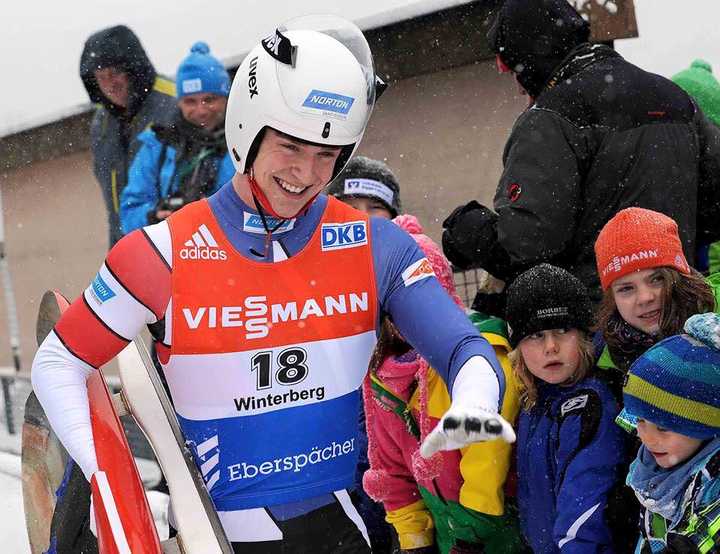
[280,14,377,106]
[266,15,377,145]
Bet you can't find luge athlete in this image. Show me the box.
[32,16,514,553]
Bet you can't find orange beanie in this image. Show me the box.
[594,208,690,290]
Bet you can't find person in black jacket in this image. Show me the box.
[442,0,720,302]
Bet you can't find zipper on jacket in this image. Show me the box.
[111,170,120,214]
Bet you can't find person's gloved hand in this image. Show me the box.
[471,290,507,320]
[420,406,515,458]
[442,201,498,270]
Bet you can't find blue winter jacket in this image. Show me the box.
[516,377,626,553]
[120,129,235,234]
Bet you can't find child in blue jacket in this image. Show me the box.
[623,312,720,553]
[505,264,627,553]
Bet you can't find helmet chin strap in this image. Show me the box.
[247,168,320,257]
[248,169,283,219]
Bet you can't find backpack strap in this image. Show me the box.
[369,372,421,440]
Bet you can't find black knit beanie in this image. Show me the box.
[505,264,594,347]
[327,156,402,217]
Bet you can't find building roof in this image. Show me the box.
[1,0,478,140]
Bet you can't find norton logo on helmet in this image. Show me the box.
[248,56,259,98]
[302,90,355,118]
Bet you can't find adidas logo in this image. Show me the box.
[180,224,228,261]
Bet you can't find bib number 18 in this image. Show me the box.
[250,347,308,390]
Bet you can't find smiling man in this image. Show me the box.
[35,16,513,553]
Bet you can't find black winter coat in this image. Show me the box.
[492,44,720,299]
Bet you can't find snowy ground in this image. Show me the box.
[0,450,30,552]
[0,378,31,553]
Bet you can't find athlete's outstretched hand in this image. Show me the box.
[420,405,515,458]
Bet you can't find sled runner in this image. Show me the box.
[22,290,233,553]
[22,290,77,554]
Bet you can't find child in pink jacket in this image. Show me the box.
[362,215,524,554]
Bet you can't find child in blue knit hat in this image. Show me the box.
[623,312,720,552]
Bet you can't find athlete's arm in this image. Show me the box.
[31,225,171,479]
[370,219,515,455]
[371,219,499,394]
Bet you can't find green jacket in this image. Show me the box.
[673,60,720,273]
[673,60,720,127]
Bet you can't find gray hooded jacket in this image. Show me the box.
[80,25,176,246]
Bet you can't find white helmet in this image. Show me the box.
[225,15,382,180]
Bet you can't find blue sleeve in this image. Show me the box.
[370,218,504,403]
[553,386,625,553]
[213,153,236,195]
[120,130,167,234]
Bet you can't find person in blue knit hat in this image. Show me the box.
[623,312,720,552]
[120,41,234,233]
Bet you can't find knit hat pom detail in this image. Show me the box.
[394,214,424,235]
[190,41,210,55]
[362,468,390,502]
[176,41,230,98]
[684,312,720,351]
[691,59,713,73]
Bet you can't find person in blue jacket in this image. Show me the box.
[505,264,627,553]
[120,42,235,234]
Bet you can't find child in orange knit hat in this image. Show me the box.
[594,207,716,385]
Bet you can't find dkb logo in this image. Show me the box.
[321,221,367,251]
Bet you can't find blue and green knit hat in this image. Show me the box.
[622,312,720,439]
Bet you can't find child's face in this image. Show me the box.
[636,419,703,468]
[610,268,664,334]
[518,328,582,385]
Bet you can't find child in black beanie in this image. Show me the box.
[505,264,627,553]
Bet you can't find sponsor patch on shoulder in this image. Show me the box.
[243,212,295,234]
[91,273,116,303]
[321,221,367,251]
[561,394,588,417]
[402,258,435,287]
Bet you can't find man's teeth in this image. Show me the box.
[277,178,305,194]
